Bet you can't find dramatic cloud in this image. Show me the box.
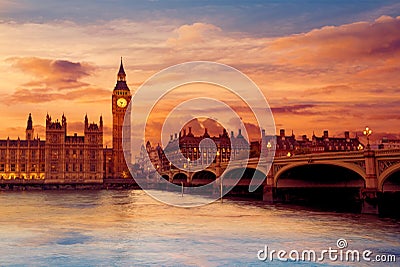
[3,57,112,104]
[271,104,317,115]
[7,87,111,104]
[267,16,400,66]
[0,14,399,146]
[167,23,222,47]
[7,57,95,90]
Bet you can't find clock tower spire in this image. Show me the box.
[112,57,132,178]
[117,57,126,82]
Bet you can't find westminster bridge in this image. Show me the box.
[1,149,399,214]
[159,149,400,214]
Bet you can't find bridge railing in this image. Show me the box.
[274,150,365,162]
[374,149,400,156]
[213,151,367,168]
[161,150,400,175]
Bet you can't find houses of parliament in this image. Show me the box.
[0,58,369,184]
[0,59,132,183]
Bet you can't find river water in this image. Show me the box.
[0,190,399,266]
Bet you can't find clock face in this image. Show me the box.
[117,98,127,108]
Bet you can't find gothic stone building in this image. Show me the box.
[0,59,132,182]
[44,113,104,183]
[139,127,250,173]
[0,114,45,180]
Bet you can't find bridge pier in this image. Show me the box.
[262,185,274,203]
[361,150,379,214]
[263,172,275,203]
[361,189,379,214]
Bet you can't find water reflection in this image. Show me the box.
[0,190,398,266]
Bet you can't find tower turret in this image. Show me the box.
[85,114,88,129]
[26,113,34,141]
[100,115,103,130]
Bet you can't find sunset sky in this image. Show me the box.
[0,0,399,147]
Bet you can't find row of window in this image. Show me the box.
[0,150,45,160]
[51,164,97,173]
[0,163,45,172]
[52,150,98,160]
[47,175,100,180]
[0,175,44,179]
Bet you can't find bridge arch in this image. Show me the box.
[274,161,367,186]
[222,167,267,186]
[378,163,400,191]
[273,162,367,212]
[161,174,169,181]
[172,173,187,184]
[191,170,216,186]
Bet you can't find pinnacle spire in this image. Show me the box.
[117,57,126,81]
[26,113,33,130]
[114,57,130,91]
[26,113,34,140]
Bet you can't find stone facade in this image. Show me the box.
[44,113,103,183]
[0,114,45,180]
[0,59,132,182]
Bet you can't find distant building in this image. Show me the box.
[379,137,400,149]
[138,127,250,172]
[136,141,163,175]
[261,129,364,157]
[139,128,365,172]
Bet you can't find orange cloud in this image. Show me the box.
[4,57,111,104]
[7,86,111,104]
[167,22,222,47]
[0,16,399,147]
[267,15,400,66]
[7,57,95,90]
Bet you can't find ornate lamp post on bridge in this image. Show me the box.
[187,157,191,183]
[266,141,272,150]
[363,126,372,150]
[216,150,223,203]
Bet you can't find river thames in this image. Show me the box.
[0,190,399,266]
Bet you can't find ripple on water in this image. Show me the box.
[0,190,398,266]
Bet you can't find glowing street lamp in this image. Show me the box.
[215,150,223,203]
[266,141,272,150]
[363,126,372,150]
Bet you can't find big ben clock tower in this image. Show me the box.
[112,58,132,178]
